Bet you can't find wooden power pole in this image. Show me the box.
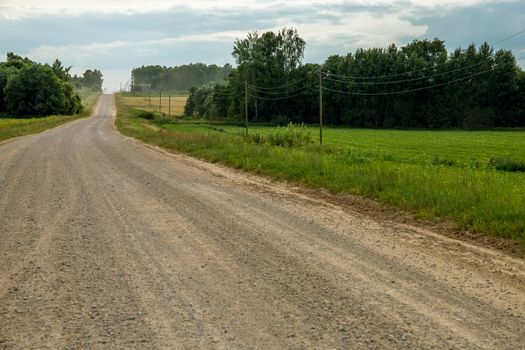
[245,81,249,136]
[319,70,323,145]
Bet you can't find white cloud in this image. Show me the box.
[23,10,426,67]
[24,30,247,63]
[284,13,427,48]
[4,0,523,91]
[22,30,246,78]
[0,0,516,20]
[0,1,316,19]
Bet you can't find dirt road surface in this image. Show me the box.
[1,95,524,349]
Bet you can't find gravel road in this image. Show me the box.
[1,95,524,349]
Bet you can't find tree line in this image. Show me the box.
[131,63,233,92]
[70,69,104,92]
[0,53,103,117]
[184,28,525,129]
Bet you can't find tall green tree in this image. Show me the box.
[230,28,306,121]
[4,64,82,116]
[186,30,525,129]
[131,63,233,91]
[51,59,72,81]
[81,69,103,91]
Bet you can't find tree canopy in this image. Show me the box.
[70,69,103,92]
[0,53,102,117]
[186,29,525,129]
[130,63,233,92]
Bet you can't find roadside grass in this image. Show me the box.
[78,88,100,116]
[116,96,525,246]
[165,123,525,169]
[0,90,100,142]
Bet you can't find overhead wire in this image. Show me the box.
[146,28,525,107]
[247,89,315,101]
[319,27,525,81]
[211,90,244,98]
[491,28,525,46]
[246,76,309,90]
[321,56,524,96]
[246,55,523,98]
[247,83,313,95]
[245,68,321,91]
[242,27,524,94]
[321,61,489,85]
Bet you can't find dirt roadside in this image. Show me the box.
[0,95,523,349]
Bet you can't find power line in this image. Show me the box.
[321,57,524,96]
[188,54,523,101]
[322,61,489,85]
[247,83,314,95]
[247,89,314,101]
[321,27,525,81]
[212,91,244,99]
[247,76,309,90]
[246,68,320,91]
[492,28,525,46]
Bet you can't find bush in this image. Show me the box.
[4,64,82,117]
[270,115,291,125]
[136,111,155,120]
[156,117,174,124]
[431,155,455,167]
[269,123,312,147]
[488,157,525,172]
[247,122,312,147]
[246,132,266,144]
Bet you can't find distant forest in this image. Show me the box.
[130,63,233,92]
[70,69,104,92]
[184,28,525,129]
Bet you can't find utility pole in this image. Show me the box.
[319,70,323,145]
[168,95,171,117]
[159,91,162,113]
[245,81,249,136]
[210,92,214,127]
[255,98,258,122]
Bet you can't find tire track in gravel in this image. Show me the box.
[1,94,524,349]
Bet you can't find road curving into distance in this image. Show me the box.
[0,95,524,349]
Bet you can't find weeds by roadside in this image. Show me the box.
[0,93,100,142]
[117,96,525,247]
[246,123,313,147]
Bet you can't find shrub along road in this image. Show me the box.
[0,95,524,349]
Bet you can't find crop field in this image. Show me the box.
[116,97,525,246]
[119,93,187,117]
[160,123,525,169]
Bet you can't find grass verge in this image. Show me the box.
[0,91,100,143]
[116,96,525,248]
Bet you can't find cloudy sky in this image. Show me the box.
[1,0,524,91]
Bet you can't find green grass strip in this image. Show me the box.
[0,93,100,143]
[116,97,525,247]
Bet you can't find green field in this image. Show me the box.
[116,97,525,247]
[0,90,99,142]
[162,124,525,168]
